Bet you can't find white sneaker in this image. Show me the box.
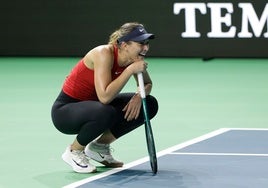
[85,142,123,168]
[62,146,97,173]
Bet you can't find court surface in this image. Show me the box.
[0,58,268,188]
[65,128,268,188]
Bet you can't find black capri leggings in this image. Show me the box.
[51,91,158,146]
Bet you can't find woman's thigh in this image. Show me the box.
[52,100,117,134]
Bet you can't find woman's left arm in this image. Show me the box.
[122,70,153,121]
[134,69,152,96]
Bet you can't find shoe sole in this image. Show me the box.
[97,160,124,168]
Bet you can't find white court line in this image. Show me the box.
[63,128,230,188]
[63,157,151,188]
[227,128,268,131]
[156,128,230,158]
[170,152,268,157]
[63,128,268,188]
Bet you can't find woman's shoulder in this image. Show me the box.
[93,44,113,54]
[84,44,114,68]
[86,44,113,59]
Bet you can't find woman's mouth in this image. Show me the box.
[139,52,146,57]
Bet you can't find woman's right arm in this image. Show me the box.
[87,46,148,104]
[90,46,132,104]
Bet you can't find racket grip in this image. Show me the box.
[137,73,146,99]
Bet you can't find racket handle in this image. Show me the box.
[137,72,146,99]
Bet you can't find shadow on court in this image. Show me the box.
[69,129,268,188]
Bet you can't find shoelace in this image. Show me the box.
[91,142,116,156]
[72,150,89,164]
[102,145,115,155]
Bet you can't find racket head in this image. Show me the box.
[146,124,158,174]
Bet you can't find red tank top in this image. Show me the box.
[62,46,125,101]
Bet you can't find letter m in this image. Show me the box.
[238,3,268,38]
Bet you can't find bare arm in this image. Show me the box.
[87,46,148,104]
[123,69,153,121]
[91,47,130,104]
[133,69,152,96]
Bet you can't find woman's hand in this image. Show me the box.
[127,60,148,74]
[122,93,142,121]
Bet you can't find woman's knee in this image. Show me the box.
[146,95,159,119]
[95,104,117,125]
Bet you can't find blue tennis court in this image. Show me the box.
[64,128,268,188]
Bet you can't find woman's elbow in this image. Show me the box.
[98,96,112,105]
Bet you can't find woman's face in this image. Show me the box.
[127,40,150,61]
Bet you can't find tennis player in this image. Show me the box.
[51,22,158,173]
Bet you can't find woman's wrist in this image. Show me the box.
[134,91,141,98]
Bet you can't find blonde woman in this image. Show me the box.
[51,22,158,173]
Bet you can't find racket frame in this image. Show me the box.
[137,72,158,174]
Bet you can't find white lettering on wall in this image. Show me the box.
[238,3,268,38]
[173,3,206,37]
[207,3,236,38]
[173,2,268,38]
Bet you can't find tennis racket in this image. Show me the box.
[137,72,158,174]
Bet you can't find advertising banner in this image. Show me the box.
[0,0,267,57]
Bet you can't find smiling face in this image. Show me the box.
[117,40,150,67]
[128,40,150,59]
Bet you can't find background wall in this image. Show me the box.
[0,0,267,58]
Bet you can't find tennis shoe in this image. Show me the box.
[85,142,123,168]
[62,146,97,173]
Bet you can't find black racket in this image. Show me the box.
[137,73,158,174]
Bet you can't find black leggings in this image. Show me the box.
[51,91,158,146]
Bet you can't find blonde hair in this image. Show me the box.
[108,22,144,45]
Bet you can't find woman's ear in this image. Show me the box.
[119,41,128,50]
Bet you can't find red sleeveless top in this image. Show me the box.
[62,46,126,101]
